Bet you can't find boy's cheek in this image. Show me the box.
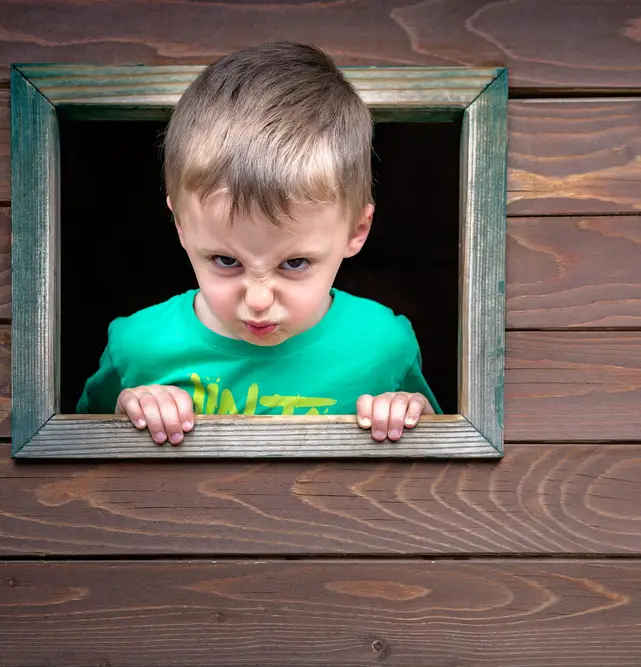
[201,286,236,317]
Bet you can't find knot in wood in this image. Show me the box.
[2,577,18,588]
[371,639,385,653]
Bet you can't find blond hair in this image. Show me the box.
[164,42,372,227]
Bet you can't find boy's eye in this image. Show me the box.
[212,255,241,268]
[280,258,309,271]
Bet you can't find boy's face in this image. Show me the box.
[170,192,373,346]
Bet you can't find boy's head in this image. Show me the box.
[164,42,374,346]
[165,41,372,227]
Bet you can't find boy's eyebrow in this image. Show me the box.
[200,245,325,261]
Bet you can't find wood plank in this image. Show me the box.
[0,209,639,331]
[1,330,641,443]
[4,94,641,219]
[0,90,8,203]
[459,70,507,452]
[0,208,9,319]
[508,100,641,216]
[14,64,501,111]
[507,216,641,328]
[3,12,641,206]
[0,323,9,437]
[8,100,641,217]
[0,0,640,90]
[2,559,641,666]
[3,96,641,219]
[4,99,641,216]
[2,443,641,556]
[10,68,58,454]
[16,414,499,460]
[505,331,641,442]
[1,214,640,331]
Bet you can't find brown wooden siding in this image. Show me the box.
[3,560,641,666]
[2,443,641,556]
[1,1,640,664]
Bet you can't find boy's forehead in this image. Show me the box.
[181,191,348,236]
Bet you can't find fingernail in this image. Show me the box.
[182,421,193,431]
[389,429,401,439]
[170,433,182,444]
[135,419,146,428]
[155,432,167,443]
[373,430,386,440]
[405,417,416,426]
[360,417,371,428]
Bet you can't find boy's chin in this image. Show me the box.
[241,326,290,347]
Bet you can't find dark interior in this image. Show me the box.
[59,118,460,414]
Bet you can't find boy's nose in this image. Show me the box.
[245,284,274,313]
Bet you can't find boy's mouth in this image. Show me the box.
[244,321,277,336]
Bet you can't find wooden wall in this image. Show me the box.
[1,1,641,664]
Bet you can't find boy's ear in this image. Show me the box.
[168,196,187,249]
[344,203,374,258]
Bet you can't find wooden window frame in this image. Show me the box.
[11,64,508,459]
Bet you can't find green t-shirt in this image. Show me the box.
[77,288,441,415]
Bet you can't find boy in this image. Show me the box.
[77,42,441,445]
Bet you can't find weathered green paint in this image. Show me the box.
[14,415,498,459]
[458,69,508,454]
[15,64,504,109]
[10,66,59,454]
[10,64,507,459]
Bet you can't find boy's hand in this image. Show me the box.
[356,392,435,441]
[116,385,195,445]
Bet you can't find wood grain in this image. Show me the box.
[2,443,641,556]
[0,208,9,319]
[15,64,501,111]
[505,331,641,442]
[1,0,640,90]
[10,67,58,453]
[507,216,641,328]
[0,324,9,437]
[459,70,507,452]
[1,213,640,331]
[3,7,641,206]
[508,100,641,216]
[0,90,8,203]
[5,95,641,219]
[15,414,499,459]
[2,330,641,442]
[1,214,640,331]
[7,99,641,216]
[2,559,641,666]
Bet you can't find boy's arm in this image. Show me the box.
[397,351,443,415]
[356,318,443,441]
[357,352,441,441]
[76,344,123,413]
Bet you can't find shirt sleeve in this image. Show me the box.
[394,321,443,414]
[396,315,443,415]
[76,343,124,413]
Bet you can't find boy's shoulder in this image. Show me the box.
[108,290,196,346]
[332,289,417,350]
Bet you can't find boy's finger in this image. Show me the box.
[138,392,167,444]
[405,395,427,428]
[388,393,410,440]
[116,390,146,428]
[169,387,196,432]
[155,391,185,445]
[356,394,374,428]
[371,394,393,441]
